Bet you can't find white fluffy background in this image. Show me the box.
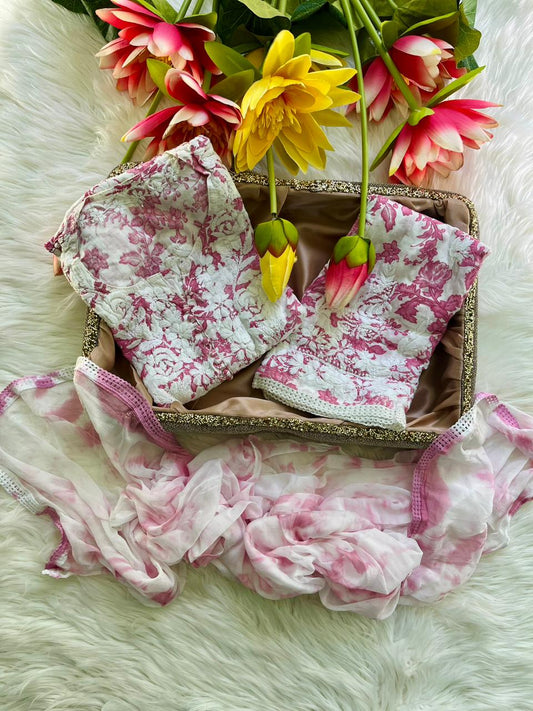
[1,1,533,709]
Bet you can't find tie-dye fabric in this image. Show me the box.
[0,358,531,618]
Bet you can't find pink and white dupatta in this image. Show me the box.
[0,358,532,618]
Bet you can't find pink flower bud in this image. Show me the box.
[325,234,375,309]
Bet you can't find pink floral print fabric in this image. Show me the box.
[253,195,489,429]
[46,136,303,405]
[0,359,531,618]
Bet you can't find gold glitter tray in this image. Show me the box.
[82,175,479,453]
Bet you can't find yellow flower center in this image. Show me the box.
[257,97,296,137]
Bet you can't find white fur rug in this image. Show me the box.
[1,1,533,709]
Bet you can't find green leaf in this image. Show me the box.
[236,0,289,20]
[358,28,378,65]
[426,65,484,106]
[205,40,258,76]
[454,4,481,62]
[393,0,457,32]
[291,1,349,33]
[370,121,406,171]
[247,13,292,37]
[458,53,479,71]
[222,24,262,49]
[381,19,401,48]
[310,43,349,57]
[146,59,172,97]
[461,0,477,26]
[401,10,460,46]
[369,0,411,16]
[232,41,263,53]
[181,12,218,29]
[210,69,255,101]
[216,0,252,45]
[328,0,348,27]
[151,0,178,22]
[216,0,289,45]
[285,0,302,13]
[294,32,312,56]
[290,0,328,24]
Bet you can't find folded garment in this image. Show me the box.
[253,195,489,429]
[46,135,303,405]
[0,359,531,618]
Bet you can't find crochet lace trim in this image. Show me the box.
[253,376,407,431]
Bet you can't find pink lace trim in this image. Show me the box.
[0,368,74,417]
[409,393,530,537]
[76,358,186,454]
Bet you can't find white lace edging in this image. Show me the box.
[253,377,407,430]
[0,467,44,514]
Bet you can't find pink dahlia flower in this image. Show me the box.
[389,99,499,186]
[347,35,466,122]
[95,0,218,104]
[122,70,242,164]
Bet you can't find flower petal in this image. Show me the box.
[207,101,242,125]
[389,124,414,175]
[425,113,464,152]
[393,35,441,57]
[109,10,158,29]
[312,108,352,127]
[150,23,187,56]
[96,37,128,57]
[325,260,368,309]
[260,246,296,302]
[166,70,206,102]
[273,138,300,175]
[122,45,146,67]
[167,105,210,131]
[111,0,160,19]
[263,30,295,77]
[277,54,312,80]
[122,106,178,142]
[363,57,391,106]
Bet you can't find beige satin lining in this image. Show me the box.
[89,187,472,433]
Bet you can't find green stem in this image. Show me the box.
[278,0,287,14]
[358,0,381,29]
[176,0,194,21]
[266,149,278,217]
[350,0,419,112]
[339,0,368,239]
[121,140,140,165]
[384,0,398,10]
[121,90,163,164]
[192,0,204,14]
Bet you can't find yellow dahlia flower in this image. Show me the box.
[233,30,360,174]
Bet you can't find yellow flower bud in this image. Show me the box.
[260,245,297,303]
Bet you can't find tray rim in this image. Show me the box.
[82,176,479,449]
